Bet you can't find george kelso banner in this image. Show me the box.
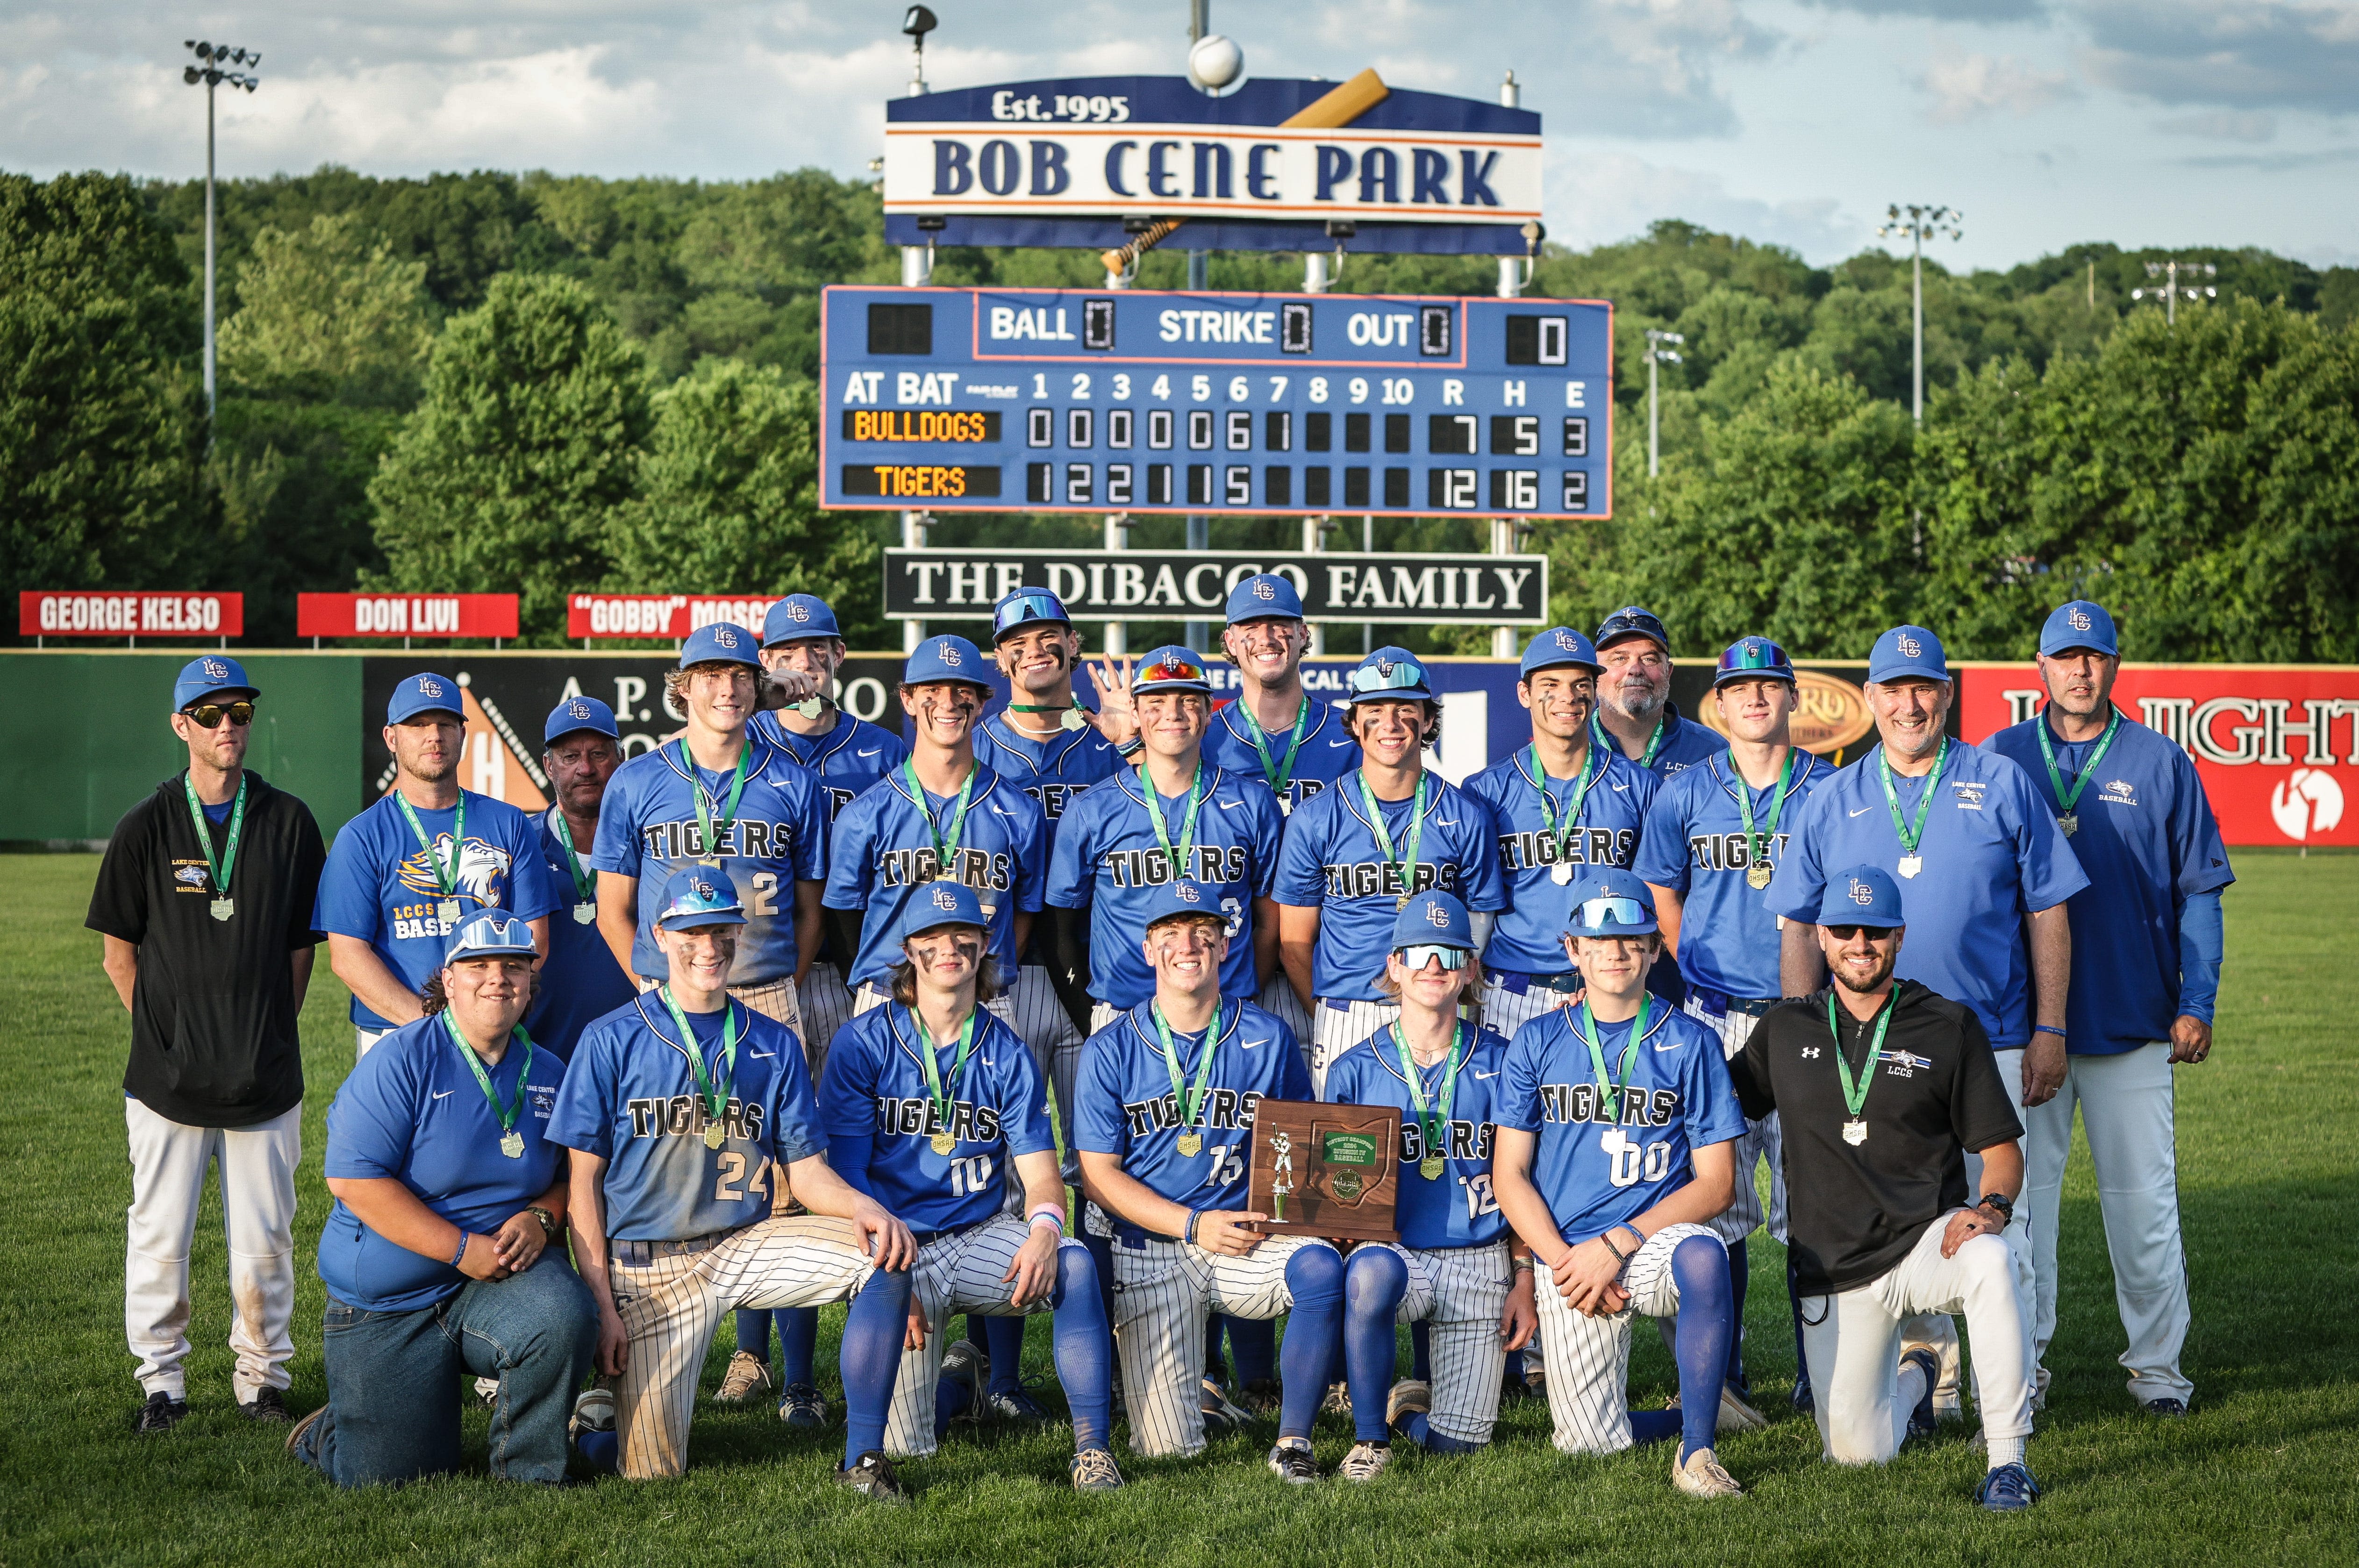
[565,594,789,640]
[1959,663,2359,848]
[21,591,243,638]
[883,548,1551,626]
[297,592,519,641]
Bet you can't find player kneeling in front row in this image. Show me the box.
[1491,870,1759,1497]
[1324,892,1536,1478]
[1728,867,2040,1511]
[1075,881,1346,1479]
[549,868,919,1497]
[819,883,1122,1490]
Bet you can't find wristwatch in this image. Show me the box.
[1975,1192,2015,1225]
[527,1205,561,1240]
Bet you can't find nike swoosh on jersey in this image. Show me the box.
[749,1050,777,1058]
[1242,1036,1269,1049]
[1610,783,1630,791]
[1216,799,1248,810]
[1653,1039,1683,1051]
[1437,817,1460,827]
[858,748,881,756]
[1327,739,1353,748]
[431,1089,455,1099]
[1473,1069,1498,1079]
[1850,805,1876,817]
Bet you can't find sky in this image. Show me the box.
[6,0,2356,271]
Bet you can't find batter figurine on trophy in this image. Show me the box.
[1270,1132,1295,1223]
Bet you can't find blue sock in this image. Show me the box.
[576,1428,619,1473]
[1671,1234,1735,1460]
[777,1307,818,1389]
[1227,1316,1277,1385]
[982,1314,1028,1396]
[735,1308,773,1364]
[1410,1318,1433,1383]
[933,1368,974,1439]
[1277,1247,1344,1443]
[840,1266,910,1468]
[1725,1237,1750,1393]
[1050,1240,1114,1453]
[1629,1408,1682,1444]
[1503,1347,1525,1389]
[1342,1247,1406,1442]
[1399,1411,1485,1454]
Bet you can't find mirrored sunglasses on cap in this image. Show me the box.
[1395,942,1473,971]
[993,591,1068,639]
[1136,653,1208,685]
[182,700,256,728]
[1348,660,1429,697]
[1716,639,1792,679]
[1572,896,1649,931]
[1597,607,1669,646]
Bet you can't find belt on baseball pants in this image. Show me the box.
[1483,968,1583,996]
[909,1219,992,1250]
[609,1228,744,1267]
[1687,985,1778,1019]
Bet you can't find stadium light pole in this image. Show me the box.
[1644,329,1683,478]
[1875,203,1961,423]
[181,40,260,421]
[2130,258,2217,328]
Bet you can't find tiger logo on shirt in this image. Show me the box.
[395,836,515,905]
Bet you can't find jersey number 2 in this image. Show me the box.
[1464,1172,1501,1221]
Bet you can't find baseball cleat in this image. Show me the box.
[134,1391,188,1435]
[284,1403,327,1458]
[1339,1440,1393,1482]
[474,1376,500,1407]
[1320,1382,1352,1417]
[2144,1397,2189,1418]
[1237,1377,1282,1416]
[836,1449,907,1503]
[1070,1446,1126,1492]
[1201,1377,1253,1435]
[1265,1439,1320,1484]
[778,1382,828,1429]
[714,1350,772,1404]
[570,1387,616,1440]
[1974,1461,2042,1512]
[1791,1373,1815,1415]
[1901,1348,1941,1442]
[1386,1379,1433,1429]
[1716,1384,1770,1435]
[986,1385,1053,1424]
[240,1386,293,1423]
[941,1341,986,1424]
[1672,1444,1744,1499]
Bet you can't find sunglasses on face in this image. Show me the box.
[1571,896,1649,932]
[1349,662,1429,697]
[1395,943,1473,971]
[993,592,1068,639]
[1137,655,1208,686]
[1823,924,1897,942]
[182,701,255,729]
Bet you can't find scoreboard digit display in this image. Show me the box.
[820,287,1612,520]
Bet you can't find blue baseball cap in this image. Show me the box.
[1521,626,1602,679]
[762,594,841,646]
[387,671,464,724]
[544,694,620,746]
[1143,879,1226,931]
[1392,891,1473,951]
[991,587,1072,644]
[1346,646,1435,705]
[1594,605,1670,653]
[1133,644,1213,696]
[443,912,539,963]
[1867,625,1949,684]
[903,634,994,689]
[2040,600,2118,659]
[1225,573,1304,623]
[1714,635,1795,687]
[900,880,988,942]
[652,865,747,931]
[1565,868,1659,937]
[1818,865,1905,928]
[173,654,256,710]
[679,621,760,670]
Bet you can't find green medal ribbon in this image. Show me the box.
[395,789,466,897]
[1356,770,1430,905]
[1239,698,1314,798]
[548,809,596,903]
[1391,1020,1468,1169]
[1876,735,1950,859]
[181,773,247,900]
[907,1005,980,1140]
[1151,998,1224,1131]
[902,758,979,878]
[1573,994,1652,1123]
[1527,742,1601,867]
[660,984,743,1131]
[673,739,752,860]
[1141,762,1208,884]
[1828,990,1897,1123]
[1594,713,1667,769]
[1732,749,1797,870]
[2035,707,2122,814]
[442,1011,535,1143]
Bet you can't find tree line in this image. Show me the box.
[4,166,2354,660]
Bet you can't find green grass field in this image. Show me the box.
[4,852,2355,1565]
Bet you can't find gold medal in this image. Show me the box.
[1177,1132,1203,1157]
[930,1131,956,1156]
[700,857,722,870]
[572,902,596,924]
[1746,864,1772,890]
[1420,1155,1444,1180]
[2058,812,2079,837]
[209,898,235,921]
[1060,707,1086,732]
[500,1130,525,1159]
[1843,1119,1867,1146]
[1896,855,1923,880]
[704,1122,727,1150]
[436,898,461,923]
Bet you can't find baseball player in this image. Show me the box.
[1985,600,2231,1417]
[548,867,919,1496]
[1322,892,1535,1476]
[1490,870,1756,1498]
[1633,637,1834,1405]
[1274,647,1507,1099]
[524,696,636,1062]
[817,882,1122,1490]
[1590,606,1728,777]
[1727,867,2041,1511]
[730,593,909,1421]
[1766,624,2087,1418]
[1073,880,1345,1478]
[1466,627,1658,1039]
[318,672,555,1057]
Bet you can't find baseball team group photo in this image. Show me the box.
[9,2,2359,1564]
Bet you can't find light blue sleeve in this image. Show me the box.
[1498,1019,1546,1134]
[315,817,387,941]
[1044,793,1096,911]
[1073,1026,1129,1156]
[504,811,561,921]
[322,1041,416,1180]
[589,769,640,878]
[790,771,828,884]
[544,1027,620,1160]
[1764,786,1831,922]
[1013,796,1048,915]
[1457,790,1509,912]
[2176,891,2223,1024]
[1272,796,1330,906]
[1630,776,1693,893]
[822,798,875,911]
[1248,788,1284,899]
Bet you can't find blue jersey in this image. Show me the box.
[1602,703,1727,780]
[1465,745,1658,976]
[1985,713,2234,1054]
[589,734,828,987]
[546,992,825,1243]
[1046,763,1284,1008]
[1203,696,1361,817]
[817,1001,1054,1233]
[1272,770,1508,1002]
[750,710,910,827]
[1074,998,1307,1240]
[522,809,636,1061]
[1498,1001,1744,1244]
[823,762,1047,988]
[315,790,559,1029]
[1766,742,2089,1050]
[1632,750,1836,1002]
[1323,1023,1512,1250]
[319,1015,570,1311]
[973,712,1123,826]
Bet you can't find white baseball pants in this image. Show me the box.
[1532,1222,1716,1455]
[885,1218,1074,1457]
[1384,1240,1513,1446]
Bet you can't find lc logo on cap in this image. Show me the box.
[201,656,229,681]
[788,602,810,622]
[1896,633,1922,658]
[1425,902,1450,927]
[1253,580,1275,600]
[936,640,962,667]
[1175,883,1201,904]
[713,626,740,649]
[930,886,958,912]
[691,876,723,902]
[1849,879,1876,906]
[2068,608,2092,632]
[416,675,444,697]
[566,698,591,720]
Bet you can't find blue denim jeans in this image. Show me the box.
[296,1251,596,1487]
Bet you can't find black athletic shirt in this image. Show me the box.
[86,771,327,1128]
[1729,979,2021,1296]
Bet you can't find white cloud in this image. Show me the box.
[2153,109,2279,140]
[2077,0,2359,113]
[1544,148,1858,261]
[1918,49,2079,122]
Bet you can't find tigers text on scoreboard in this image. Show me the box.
[819,286,1613,520]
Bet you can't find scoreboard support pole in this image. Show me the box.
[1491,71,1529,664]
[902,509,929,652]
[1103,513,1129,657]
[1300,515,1326,656]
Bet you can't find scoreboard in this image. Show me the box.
[820,286,1612,520]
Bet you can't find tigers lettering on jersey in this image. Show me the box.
[1684,831,1792,873]
[625,1095,769,1142]
[1320,861,1468,900]
[1118,1087,1265,1138]
[1101,843,1251,889]
[875,846,1016,893]
[1497,826,1639,874]
[1535,1083,1684,1128]
[872,1095,1007,1144]
[1398,1115,1497,1164]
[633,818,802,862]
